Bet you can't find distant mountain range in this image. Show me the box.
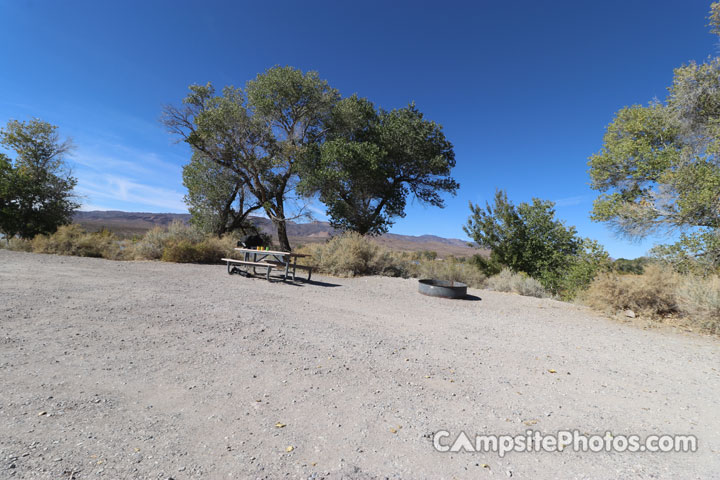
[74,210,482,257]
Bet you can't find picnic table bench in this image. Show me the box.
[223,248,312,282]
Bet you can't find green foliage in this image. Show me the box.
[650,230,720,274]
[163,66,339,251]
[464,190,586,294]
[557,239,612,300]
[589,8,720,267]
[182,151,261,236]
[0,119,79,239]
[612,257,652,275]
[710,2,720,36]
[298,96,458,235]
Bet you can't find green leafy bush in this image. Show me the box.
[613,257,652,275]
[464,190,607,296]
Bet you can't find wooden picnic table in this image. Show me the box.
[222,248,312,282]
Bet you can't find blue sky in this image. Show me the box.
[0,0,714,258]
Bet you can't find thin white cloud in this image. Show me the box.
[306,203,328,219]
[553,195,590,207]
[65,134,189,213]
[76,174,187,212]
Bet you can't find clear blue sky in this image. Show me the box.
[0,0,714,258]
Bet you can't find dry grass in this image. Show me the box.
[160,240,224,264]
[296,232,396,277]
[4,237,33,252]
[582,264,720,335]
[486,268,549,298]
[582,265,679,317]
[30,224,126,260]
[159,235,239,264]
[295,232,486,288]
[2,222,242,264]
[677,275,720,335]
[412,256,486,288]
[131,221,206,260]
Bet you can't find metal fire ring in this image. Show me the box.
[418,279,468,299]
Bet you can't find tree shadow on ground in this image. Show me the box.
[271,277,342,288]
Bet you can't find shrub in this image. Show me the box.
[132,221,206,260]
[301,232,382,276]
[413,256,486,288]
[296,232,486,286]
[4,237,33,252]
[160,239,224,264]
[464,190,585,293]
[132,226,168,260]
[613,257,652,275]
[677,275,720,334]
[582,265,679,318]
[486,268,549,298]
[31,224,122,259]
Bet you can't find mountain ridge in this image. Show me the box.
[73,210,481,256]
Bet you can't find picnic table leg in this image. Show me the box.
[284,257,289,281]
[292,257,297,282]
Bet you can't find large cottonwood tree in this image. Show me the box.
[163,66,338,251]
[298,96,459,235]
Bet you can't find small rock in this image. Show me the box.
[623,309,636,318]
[506,469,513,477]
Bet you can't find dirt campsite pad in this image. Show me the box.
[1,250,719,479]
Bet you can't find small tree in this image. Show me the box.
[182,151,262,236]
[299,96,459,235]
[0,119,78,240]
[464,190,595,294]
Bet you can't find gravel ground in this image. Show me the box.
[1,250,719,479]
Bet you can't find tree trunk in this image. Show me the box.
[273,193,291,251]
[274,217,291,252]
